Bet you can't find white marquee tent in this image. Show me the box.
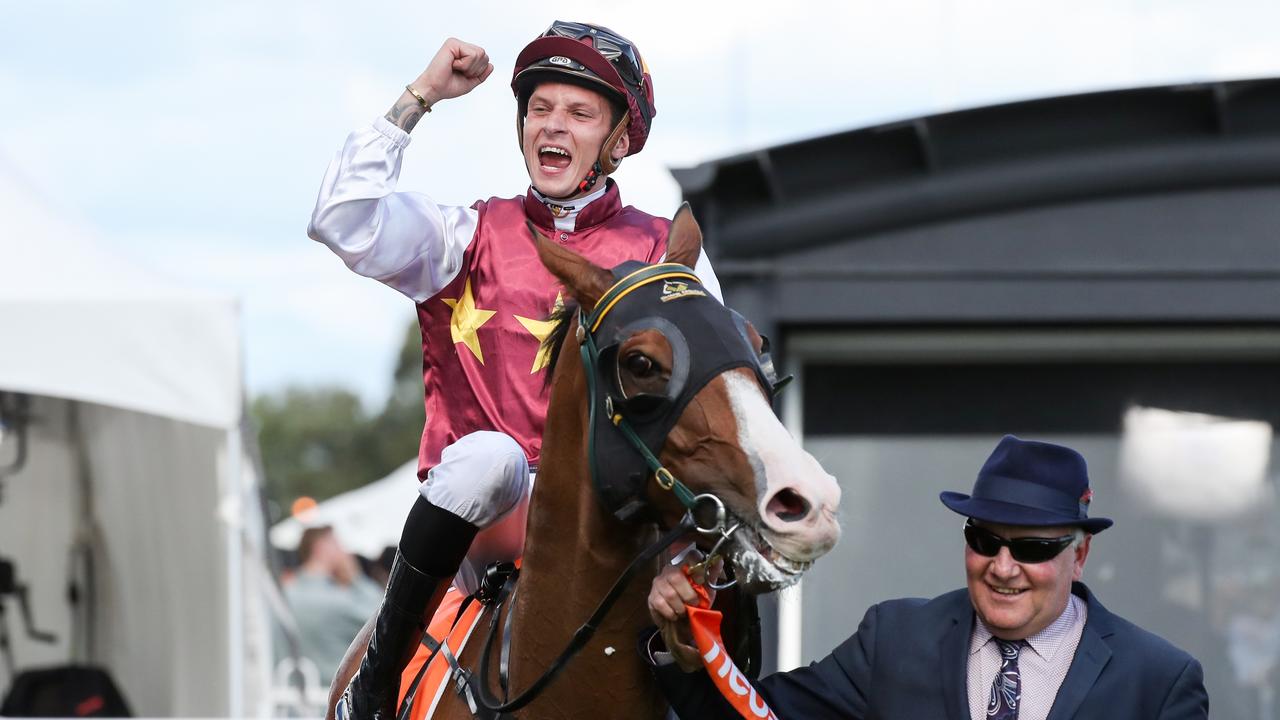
[270,458,419,559]
[0,162,273,715]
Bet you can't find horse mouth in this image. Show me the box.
[724,523,814,593]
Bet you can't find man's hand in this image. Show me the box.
[647,560,721,673]
[387,38,494,132]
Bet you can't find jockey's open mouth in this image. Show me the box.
[538,144,573,171]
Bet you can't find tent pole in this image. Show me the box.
[778,361,805,671]
[225,427,245,717]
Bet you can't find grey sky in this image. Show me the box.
[4,0,1278,406]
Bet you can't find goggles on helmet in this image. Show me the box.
[539,20,647,95]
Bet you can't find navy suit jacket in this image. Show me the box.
[654,583,1207,719]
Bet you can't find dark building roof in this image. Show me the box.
[676,78,1280,259]
[673,79,1280,327]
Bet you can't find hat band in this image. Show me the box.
[971,474,1088,520]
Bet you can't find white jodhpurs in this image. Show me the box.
[418,431,531,595]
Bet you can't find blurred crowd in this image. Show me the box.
[278,527,391,683]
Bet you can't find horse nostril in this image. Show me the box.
[767,488,811,523]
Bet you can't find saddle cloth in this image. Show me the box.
[398,586,489,720]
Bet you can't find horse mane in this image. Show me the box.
[542,298,581,390]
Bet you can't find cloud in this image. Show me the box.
[109,229,414,405]
[5,0,1280,407]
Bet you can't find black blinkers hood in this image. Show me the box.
[582,261,773,521]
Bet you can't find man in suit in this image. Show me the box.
[646,435,1209,719]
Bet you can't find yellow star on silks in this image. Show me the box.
[513,293,565,373]
[441,277,497,364]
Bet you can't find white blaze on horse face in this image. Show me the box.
[724,372,842,566]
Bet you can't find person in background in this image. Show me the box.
[284,526,383,683]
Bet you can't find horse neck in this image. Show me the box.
[505,328,664,717]
[519,340,654,622]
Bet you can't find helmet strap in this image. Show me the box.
[576,161,604,195]
[580,116,629,194]
[597,115,630,175]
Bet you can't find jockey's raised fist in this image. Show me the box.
[410,38,494,108]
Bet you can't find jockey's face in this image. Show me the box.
[522,81,628,200]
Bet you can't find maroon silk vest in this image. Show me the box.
[414,182,669,478]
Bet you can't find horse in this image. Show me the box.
[338,206,842,719]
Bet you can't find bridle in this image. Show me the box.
[577,262,787,526]
[434,262,788,717]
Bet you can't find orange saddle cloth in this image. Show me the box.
[396,586,488,720]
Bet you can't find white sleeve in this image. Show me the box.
[307,116,478,303]
[693,250,724,303]
[659,246,724,302]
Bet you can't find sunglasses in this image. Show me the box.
[963,521,1075,563]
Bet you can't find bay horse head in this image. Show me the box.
[532,205,842,593]
[429,206,843,720]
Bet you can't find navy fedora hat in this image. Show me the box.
[940,435,1113,533]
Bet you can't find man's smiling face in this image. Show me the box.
[965,521,1090,640]
[521,81,625,200]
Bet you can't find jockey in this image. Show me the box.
[307,21,721,720]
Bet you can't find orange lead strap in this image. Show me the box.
[682,568,782,720]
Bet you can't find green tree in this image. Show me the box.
[370,321,426,473]
[253,322,424,514]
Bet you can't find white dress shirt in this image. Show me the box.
[968,593,1088,720]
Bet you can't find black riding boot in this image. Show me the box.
[336,498,479,720]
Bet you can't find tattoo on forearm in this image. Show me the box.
[386,94,425,132]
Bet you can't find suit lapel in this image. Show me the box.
[1047,585,1114,720]
[939,598,973,720]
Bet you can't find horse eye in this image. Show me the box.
[622,352,655,377]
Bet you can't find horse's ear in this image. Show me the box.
[666,202,704,270]
[528,220,613,310]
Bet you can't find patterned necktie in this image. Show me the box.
[987,639,1023,719]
